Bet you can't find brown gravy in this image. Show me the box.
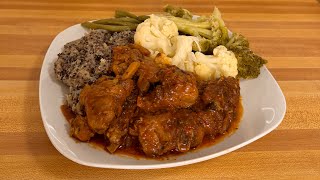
[60,100,243,160]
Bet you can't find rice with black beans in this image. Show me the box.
[54,29,135,114]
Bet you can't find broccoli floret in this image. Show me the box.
[226,33,267,79]
[210,7,229,46]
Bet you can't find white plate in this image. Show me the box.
[39,24,286,169]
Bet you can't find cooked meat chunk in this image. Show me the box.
[202,77,240,112]
[136,76,240,157]
[175,110,205,152]
[129,44,151,56]
[199,76,240,135]
[79,77,134,134]
[112,44,156,92]
[137,66,199,112]
[137,110,205,156]
[197,110,225,136]
[137,113,177,156]
[105,88,139,153]
[137,59,161,93]
[112,44,150,76]
[70,116,94,142]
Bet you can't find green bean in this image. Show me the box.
[92,19,138,27]
[93,17,140,24]
[137,15,150,22]
[81,22,137,32]
[115,10,138,19]
[117,17,140,23]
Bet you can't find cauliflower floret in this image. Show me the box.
[194,45,238,80]
[163,34,237,80]
[195,63,214,80]
[171,35,197,70]
[134,14,178,57]
[212,45,238,78]
[185,52,195,72]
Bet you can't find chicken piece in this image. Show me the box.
[129,44,151,56]
[105,88,139,153]
[137,110,207,156]
[175,110,205,152]
[197,110,225,136]
[202,76,240,112]
[79,77,134,134]
[199,76,240,136]
[136,59,161,93]
[112,44,150,76]
[70,115,94,142]
[137,113,177,156]
[113,44,159,93]
[137,66,199,112]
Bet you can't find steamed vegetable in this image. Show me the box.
[163,7,229,50]
[171,35,238,80]
[134,14,178,57]
[81,22,137,32]
[164,4,193,20]
[164,5,267,78]
[93,17,140,24]
[193,45,238,80]
[210,7,229,46]
[226,33,267,78]
[81,10,149,32]
[192,38,211,52]
[137,15,150,22]
[115,10,138,19]
[115,10,150,22]
[171,36,197,72]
